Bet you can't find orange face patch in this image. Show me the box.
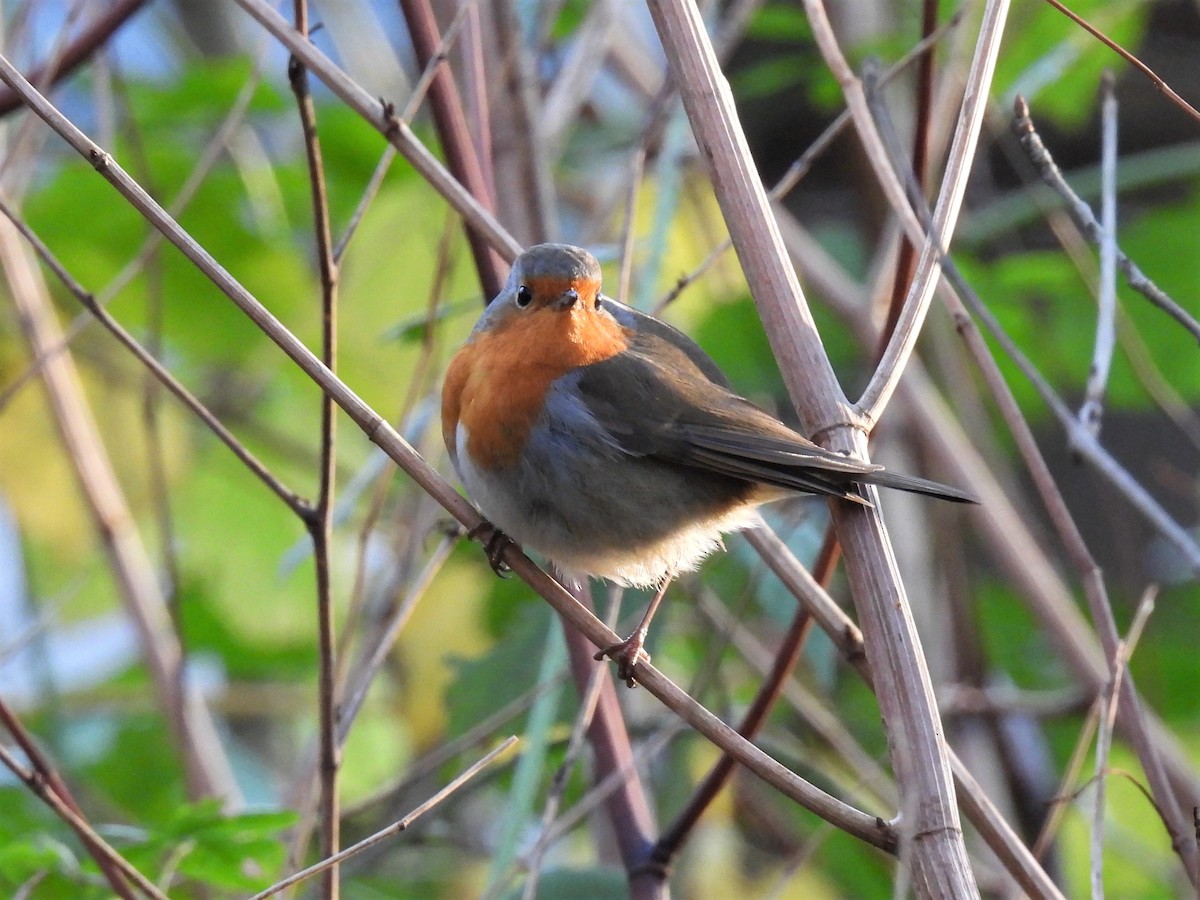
[442,300,629,470]
[524,275,601,306]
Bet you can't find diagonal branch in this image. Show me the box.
[0,210,238,805]
[0,0,151,117]
[642,0,978,892]
[0,48,895,854]
[230,0,522,261]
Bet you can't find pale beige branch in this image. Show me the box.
[0,215,238,804]
[0,49,894,853]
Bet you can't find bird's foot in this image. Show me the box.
[594,629,651,688]
[467,521,515,577]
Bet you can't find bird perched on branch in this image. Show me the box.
[442,243,975,685]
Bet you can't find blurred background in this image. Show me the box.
[0,0,1198,896]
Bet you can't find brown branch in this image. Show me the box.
[231,0,522,261]
[288,2,343,893]
[0,49,895,853]
[650,530,840,872]
[1039,0,1200,125]
[560,588,662,900]
[250,738,518,900]
[0,0,152,118]
[395,0,504,297]
[0,698,139,899]
[0,209,237,804]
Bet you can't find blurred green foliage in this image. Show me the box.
[1,1,1198,895]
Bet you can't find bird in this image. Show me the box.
[441,243,976,686]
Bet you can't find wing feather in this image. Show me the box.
[574,313,976,504]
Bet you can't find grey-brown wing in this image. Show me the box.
[574,347,878,502]
[599,297,732,389]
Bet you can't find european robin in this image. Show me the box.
[442,243,976,685]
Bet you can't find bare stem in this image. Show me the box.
[250,738,519,900]
[0,47,893,853]
[288,6,342,892]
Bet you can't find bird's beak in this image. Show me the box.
[554,289,580,310]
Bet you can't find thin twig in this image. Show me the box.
[461,4,493,200]
[693,585,896,808]
[0,211,237,803]
[1090,584,1158,900]
[617,147,646,305]
[1012,96,1200,343]
[522,644,610,899]
[1039,0,1200,125]
[488,0,558,243]
[337,535,457,741]
[104,56,185,636]
[231,0,522,261]
[1079,72,1119,438]
[0,197,310,516]
[331,1,476,262]
[0,52,894,852]
[0,43,270,414]
[0,0,151,117]
[0,741,166,900]
[651,531,838,870]
[539,0,619,158]
[342,674,568,821]
[0,698,138,899]
[1033,695,1102,861]
[946,257,1200,578]
[518,722,688,868]
[653,9,965,324]
[249,737,519,900]
[288,4,343,892]
[851,0,1010,424]
[880,0,939,343]
[337,221,458,661]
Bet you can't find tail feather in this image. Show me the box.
[860,469,979,504]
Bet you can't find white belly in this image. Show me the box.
[454,423,763,587]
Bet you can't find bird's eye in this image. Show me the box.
[516,285,533,307]
[594,294,602,310]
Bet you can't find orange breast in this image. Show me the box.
[442,306,630,471]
